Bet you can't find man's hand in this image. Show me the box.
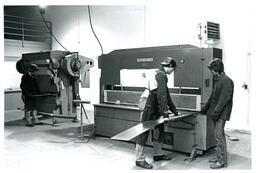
[160,111,170,122]
[174,112,181,116]
[161,111,169,118]
[209,112,219,120]
[201,107,207,114]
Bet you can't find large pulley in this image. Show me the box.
[61,53,94,86]
[61,53,81,77]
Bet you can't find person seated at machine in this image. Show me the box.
[20,64,43,127]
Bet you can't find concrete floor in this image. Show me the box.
[3,110,251,172]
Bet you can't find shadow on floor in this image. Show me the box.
[5,119,26,127]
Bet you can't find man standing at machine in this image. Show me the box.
[20,64,42,127]
[201,58,234,169]
[135,57,179,169]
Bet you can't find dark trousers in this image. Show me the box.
[24,96,37,111]
[214,118,227,164]
[136,92,164,146]
[23,95,38,124]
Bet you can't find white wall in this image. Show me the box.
[4,39,51,89]
[45,5,145,108]
[45,2,254,130]
[3,61,22,89]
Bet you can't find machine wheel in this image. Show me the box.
[16,59,26,74]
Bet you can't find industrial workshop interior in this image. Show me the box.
[2,1,256,172]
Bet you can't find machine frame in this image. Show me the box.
[94,44,222,159]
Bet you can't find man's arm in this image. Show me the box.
[20,75,33,97]
[156,72,169,117]
[201,93,212,114]
[167,92,178,115]
[211,79,234,118]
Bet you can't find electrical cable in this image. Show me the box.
[87,6,104,55]
[38,8,71,54]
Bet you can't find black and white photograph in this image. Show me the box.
[1,0,256,172]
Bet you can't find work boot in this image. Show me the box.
[208,156,218,163]
[32,116,43,125]
[25,111,34,127]
[32,110,38,122]
[32,110,43,125]
[34,122,44,125]
[210,161,227,169]
[153,154,172,161]
[135,160,153,169]
[26,123,34,127]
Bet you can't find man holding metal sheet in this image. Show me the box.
[135,57,179,169]
[201,58,234,169]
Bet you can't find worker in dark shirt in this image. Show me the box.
[20,64,42,127]
[135,57,179,169]
[201,58,234,169]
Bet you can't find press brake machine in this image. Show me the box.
[94,44,222,158]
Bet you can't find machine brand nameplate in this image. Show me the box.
[137,58,153,62]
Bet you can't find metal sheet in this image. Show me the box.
[111,111,199,141]
[111,118,164,141]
